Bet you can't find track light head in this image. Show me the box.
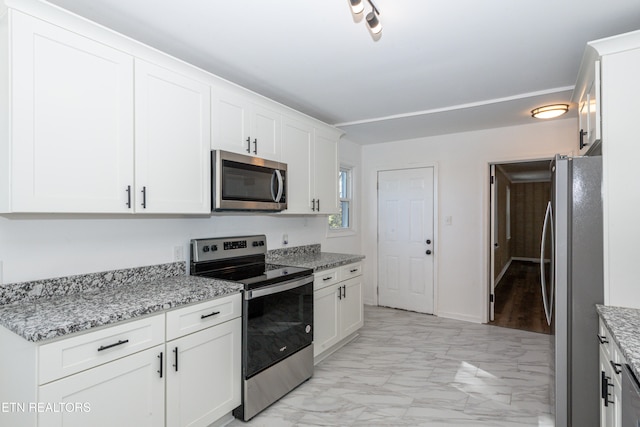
[366,11,382,34]
[350,0,364,15]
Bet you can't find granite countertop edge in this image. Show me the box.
[596,304,640,380]
[0,276,243,343]
[268,252,365,272]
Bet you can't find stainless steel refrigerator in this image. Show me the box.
[540,154,603,427]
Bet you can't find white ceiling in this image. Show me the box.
[46,0,640,144]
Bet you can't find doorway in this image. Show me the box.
[377,167,435,314]
[489,160,552,334]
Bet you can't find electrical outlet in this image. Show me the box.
[282,234,289,245]
[173,246,184,262]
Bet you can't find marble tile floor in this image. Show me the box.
[228,305,554,427]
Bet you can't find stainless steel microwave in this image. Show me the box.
[212,150,287,211]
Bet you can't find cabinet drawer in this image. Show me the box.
[166,293,241,341]
[340,262,362,280]
[314,268,339,291]
[598,318,611,359]
[39,314,164,384]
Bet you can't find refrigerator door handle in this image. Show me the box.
[540,201,553,326]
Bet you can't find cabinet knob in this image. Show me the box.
[426,250,432,255]
[426,239,431,244]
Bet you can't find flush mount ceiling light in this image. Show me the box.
[531,104,569,119]
[349,0,382,38]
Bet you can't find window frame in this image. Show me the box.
[328,164,355,236]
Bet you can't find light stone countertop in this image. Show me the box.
[597,304,640,380]
[269,252,365,272]
[0,264,243,343]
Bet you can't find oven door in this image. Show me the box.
[243,275,313,379]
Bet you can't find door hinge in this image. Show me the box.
[490,176,494,184]
[490,294,494,303]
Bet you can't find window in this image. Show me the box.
[329,166,352,230]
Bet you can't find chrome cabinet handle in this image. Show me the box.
[246,137,251,153]
[253,138,257,155]
[597,334,609,344]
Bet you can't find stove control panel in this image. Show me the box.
[190,235,267,263]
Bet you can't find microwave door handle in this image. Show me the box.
[272,170,283,203]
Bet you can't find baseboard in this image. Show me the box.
[512,257,549,263]
[314,332,360,365]
[436,311,482,324]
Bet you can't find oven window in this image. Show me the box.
[245,282,313,378]
[222,161,284,202]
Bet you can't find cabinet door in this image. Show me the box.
[313,128,339,214]
[38,345,164,427]
[587,61,601,149]
[166,318,241,427]
[281,116,313,213]
[313,284,341,357]
[599,346,612,427]
[250,101,281,161]
[11,11,134,213]
[211,86,251,155]
[340,276,364,337]
[134,60,211,213]
[578,91,590,155]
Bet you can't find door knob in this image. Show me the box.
[426,239,431,244]
[426,250,432,255]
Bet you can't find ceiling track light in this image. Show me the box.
[531,104,569,119]
[349,0,382,38]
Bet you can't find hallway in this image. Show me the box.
[490,261,551,335]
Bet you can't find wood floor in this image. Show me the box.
[489,260,551,335]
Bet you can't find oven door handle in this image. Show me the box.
[245,275,313,300]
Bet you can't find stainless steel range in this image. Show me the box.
[190,235,314,421]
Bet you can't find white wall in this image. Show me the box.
[361,118,576,323]
[0,139,363,285]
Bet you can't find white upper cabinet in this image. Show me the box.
[134,60,211,214]
[211,86,281,161]
[280,115,341,215]
[280,115,313,213]
[6,11,135,213]
[574,60,601,155]
[313,127,339,214]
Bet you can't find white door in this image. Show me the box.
[377,168,435,314]
[134,59,211,214]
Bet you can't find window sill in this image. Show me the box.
[326,228,357,238]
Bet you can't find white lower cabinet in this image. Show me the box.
[313,262,364,359]
[38,344,165,427]
[166,316,241,427]
[599,318,624,427]
[0,293,242,427]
